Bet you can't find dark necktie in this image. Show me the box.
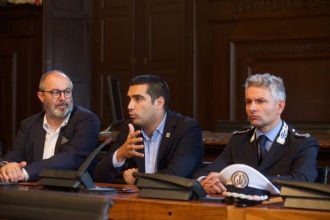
[258,135,268,163]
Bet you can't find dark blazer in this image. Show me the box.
[4,105,100,181]
[93,110,204,183]
[193,121,319,184]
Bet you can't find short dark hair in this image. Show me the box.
[129,74,170,110]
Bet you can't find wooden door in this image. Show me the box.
[43,0,92,108]
[92,0,195,130]
[0,5,42,153]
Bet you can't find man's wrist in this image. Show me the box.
[0,161,8,168]
[197,176,206,182]
[22,168,29,181]
[115,149,125,163]
[113,150,125,167]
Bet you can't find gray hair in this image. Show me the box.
[244,73,286,101]
[39,70,73,91]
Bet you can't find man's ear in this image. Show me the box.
[155,96,165,109]
[37,91,44,103]
[277,100,286,115]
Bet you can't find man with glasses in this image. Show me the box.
[0,70,100,183]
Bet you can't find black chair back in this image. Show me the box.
[0,188,112,220]
[315,166,329,184]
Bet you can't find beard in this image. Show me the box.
[44,101,73,119]
[54,104,73,118]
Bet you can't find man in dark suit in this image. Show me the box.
[0,70,100,182]
[193,73,319,194]
[93,74,204,184]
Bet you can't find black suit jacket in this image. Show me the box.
[193,122,319,183]
[4,105,100,181]
[93,110,204,183]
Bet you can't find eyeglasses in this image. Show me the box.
[40,89,73,99]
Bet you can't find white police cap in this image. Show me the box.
[218,164,280,206]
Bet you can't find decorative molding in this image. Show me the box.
[7,0,41,5]
[246,39,330,56]
[228,39,330,121]
[209,0,330,22]
[237,0,330,13]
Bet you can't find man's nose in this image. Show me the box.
[128,101,135,111]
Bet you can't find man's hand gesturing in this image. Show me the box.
[116,123,144,162]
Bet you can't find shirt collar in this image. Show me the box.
[255,120,283,142]
[43,113,71,131]
[141,113,167,140]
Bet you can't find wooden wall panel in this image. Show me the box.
[101,1,133,71]
[197,0,330,130]
[0,5,42,152]
[145,0,194,117]
[0,54,16,152]
[92,0,134,129]
[92,0,194,130]
[229,39,330,122]
[43,0,92,108]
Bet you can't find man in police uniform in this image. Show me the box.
[193,73,319,194]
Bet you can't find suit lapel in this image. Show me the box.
[34,122,46,160]
[136,145,145,172]
[248,131,261,167]
[134,128,145,172]
[55,128,70,153]
[136,157,145,172]
[259,122,289,169]
[156,112,175,170]
[259,142,286,169]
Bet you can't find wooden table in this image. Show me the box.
[108,193,227,220]
[2,182,329,220]
[104,184,330,220]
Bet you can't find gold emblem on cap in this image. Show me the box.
[231,171,249,188]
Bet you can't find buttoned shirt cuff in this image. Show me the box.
[197,176,206,182]
[112,150,125,168]
[0,161,8,167]
[22,168,29,181]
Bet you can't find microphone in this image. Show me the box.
[76,137,111,177]
[39,137,115,193]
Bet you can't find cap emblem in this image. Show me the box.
[231,171,249,188]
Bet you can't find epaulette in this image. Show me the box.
[233,127,253,135]
[292,129,310,138]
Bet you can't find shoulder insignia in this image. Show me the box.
[276,122,288,145]
[233,127,253,135]
[292,129,310,138]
